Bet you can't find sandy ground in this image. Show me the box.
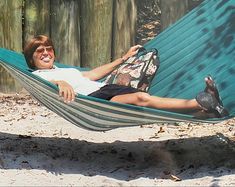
[0,91,235,186]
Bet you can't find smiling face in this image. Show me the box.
[23,35,56,69]
[32,45,55,69]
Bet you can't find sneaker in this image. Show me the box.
[195,76,229,118]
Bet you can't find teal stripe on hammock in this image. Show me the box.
[72,99,159,122]
[73,99,186,124]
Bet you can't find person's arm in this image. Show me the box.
[50,80,75,103]
[82,45,142,81]
[32,71,75,103]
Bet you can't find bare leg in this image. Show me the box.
[111,92,201,111]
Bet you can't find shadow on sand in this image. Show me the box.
[0,132,234,180]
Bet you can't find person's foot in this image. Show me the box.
[196,76,229,118]
[204,75,223,106]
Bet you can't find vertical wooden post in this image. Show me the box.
[160,0,189,31]
[0,0,23,93]
[23,0,50,45]
[112,0,137,60]
[80,0,113,68]
[50,0,81,66]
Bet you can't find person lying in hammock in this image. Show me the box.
[23,35,229,118]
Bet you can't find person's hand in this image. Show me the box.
[51,80,75,103]
[122,45,142,61]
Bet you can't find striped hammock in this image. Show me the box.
[0,0,235,131]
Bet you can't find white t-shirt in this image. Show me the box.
[33,67,106,95]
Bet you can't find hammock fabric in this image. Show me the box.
[0,0,235,131]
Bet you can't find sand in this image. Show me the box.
[0,91,235,186]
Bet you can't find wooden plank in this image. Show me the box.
[160,0,189,31]
[0,0,22,51]
[0,0,23,93]
[80,0,113,68]
[23,0,50,45]
[112,0,137,60]
[50,0,81,66]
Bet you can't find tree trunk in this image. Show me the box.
[160,0,189,31]
[50,0,81,66]
[0,0,23,93]
[112,0,137,60]
[23,0,50,46]
[80,0,113,68]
